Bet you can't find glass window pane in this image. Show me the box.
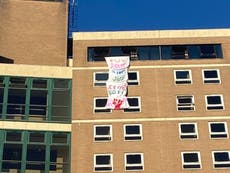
[184,153,198,162]
[54,79,69,89]
[127,154,141,164]
[126,126,140,134]
[211,123,225,132]
[215,152,229,161]
[32,79,47,89]
[181,124,195,133]
[29,132,45,143]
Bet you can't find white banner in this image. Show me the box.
[105,56,130,110]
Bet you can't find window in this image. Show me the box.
[94,98,111,113]
[124,124,142,141]
[176,96,195,111]
[93,47,110,61]
[171,46,188,59]
[125,153,144,171]
[94,154,113,172]
[202,69,220,84]
[209,122,228,139]
[174,70,192,84]
[205,95,224,110]
[1,130,71,172]
[124,97,141,112]
[93,71,139,86]
[181,152,201,169]
[179,123,198,139]
[88,44,223,61]
[127,71,139,85]
[200,45,217,58]
[94,72,109,86]
[212,151,230,168]
[94,125,112,142]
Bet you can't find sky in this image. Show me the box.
[76,0,230,32]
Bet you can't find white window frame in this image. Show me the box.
[179,123,198,139]
[93,71,140,86]
[93,72,109,86]
[174,69,192,84]
[212,151,230,168]
[208,122,228,139]
[205,94,224,110]
[181,151,202,169]
[94,154,113,172]
[202,69,221,84]
[94,97,112,113]
[94,125,112,142]
[176,95,195,111]
[124,124,143,141]
[123,97,141,113]
[124,153,144,171]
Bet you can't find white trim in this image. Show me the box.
[205,94,224,111]
[93,97,112,114]
[124,153,144,171]
[212,151,230,169]
[179,123,198,140]
[181,151,202,170]
[176,95,195,111]
[72,116,230,124]
[208,122,228,139]
[93,71,108,86]
[94,125,112,142]
[123,124,143,141]
[174,69,192,85]
[202,69,221,84]
[94,154,113,172]
[124,96,141,113]
[93,71,140,86]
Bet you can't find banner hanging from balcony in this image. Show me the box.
[105,56,130,110]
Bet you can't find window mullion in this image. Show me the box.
[0,130,5,172]
[47,79,52,121]
[21,131,28,173]
[2,77,9,120]
[25,78,31,120]
[45,132,51,172]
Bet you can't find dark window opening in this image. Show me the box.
[9,77,26,88]
[0,56,14,64]
[32,79,47,89]
[88,44,222,61]
[171,46,188,59]
[200,45,217,58]
[93,47,110,61]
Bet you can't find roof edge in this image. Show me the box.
[73,28,230,41]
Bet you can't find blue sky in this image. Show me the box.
[76,0,230,32]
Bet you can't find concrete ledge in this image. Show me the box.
[73,28,230,40]
[0,63,72,78]
[0,121,71,132]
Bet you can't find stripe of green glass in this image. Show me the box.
[45,132,51,172]
[25,78,31,120]
[69,80,72,123]
[47,79,52,122]
[0,130,5,172]
[68,132,71,173]
[2,77,9,119]
[21,131,28,172]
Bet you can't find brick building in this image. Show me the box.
[1,0,230,172]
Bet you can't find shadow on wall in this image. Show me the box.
[0,56,14,64]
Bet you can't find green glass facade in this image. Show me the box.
[0,76,72,123]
